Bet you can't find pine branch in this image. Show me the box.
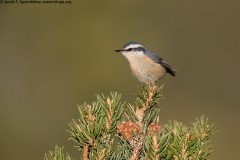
[43,84,215,160]
[116,84,163,160]
[67,92,124,160]
[130,84,160,160]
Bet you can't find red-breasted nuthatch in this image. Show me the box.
[115,41,176,83]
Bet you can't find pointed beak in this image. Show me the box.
[115,49,125,52]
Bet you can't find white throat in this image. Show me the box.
[122,51,145,62]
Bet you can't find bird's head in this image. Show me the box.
[115,41,146,59]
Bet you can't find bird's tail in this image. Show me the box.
[167,68,177,77]
[161,60,177,77]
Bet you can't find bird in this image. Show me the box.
[115,41,176,83]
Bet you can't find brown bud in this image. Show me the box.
[147,123,161,136]
[117,121,141,141]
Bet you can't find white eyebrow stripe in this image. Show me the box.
[125,44,144,49]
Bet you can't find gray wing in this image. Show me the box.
[145,50,176,77]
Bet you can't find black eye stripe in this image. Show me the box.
[126,47,145,52]
[126,48,136,51]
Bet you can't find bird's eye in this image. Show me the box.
[127,48,133,51]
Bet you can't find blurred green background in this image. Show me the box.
[0,0,239,159]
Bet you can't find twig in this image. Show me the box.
[130,83,157,160]
[144,84,156,110]
[83,144,89,160]
[182,133,190,160]
[130,137,142,160]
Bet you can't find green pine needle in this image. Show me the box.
[44,146,72,160]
